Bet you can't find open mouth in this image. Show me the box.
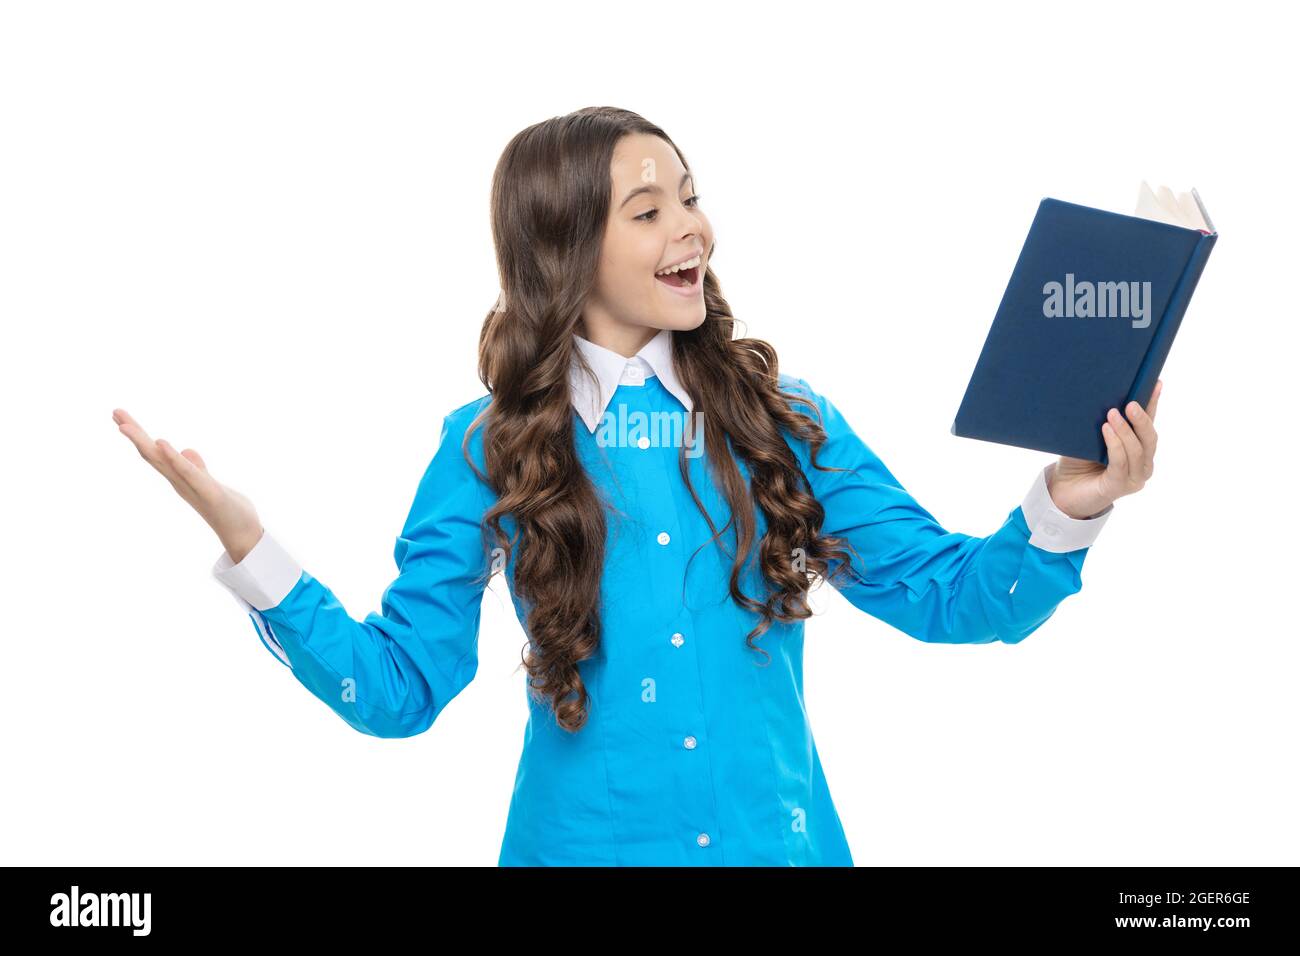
[654,253,703,293]
[655,265,700,289]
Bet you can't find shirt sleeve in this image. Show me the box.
[779,375,1112,645]
[210,401,494,737]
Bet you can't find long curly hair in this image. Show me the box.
[466,106,859,733]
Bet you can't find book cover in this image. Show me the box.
[951,186,1217,464]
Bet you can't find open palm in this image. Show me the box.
[112,407,264,562]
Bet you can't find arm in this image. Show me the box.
[211,400,494,737]
[780,375,1111,645]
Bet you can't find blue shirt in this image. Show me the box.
[212,329,1112,866]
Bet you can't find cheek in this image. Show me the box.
[617,240,663,293]
[637,236,665,277]
[594,253,652,303]
[598,228,661,292]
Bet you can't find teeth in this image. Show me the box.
[655,254,701,276]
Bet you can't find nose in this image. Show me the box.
[674,208,705,243]
[673,195,703,229]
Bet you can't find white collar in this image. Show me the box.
[568,327,695,433]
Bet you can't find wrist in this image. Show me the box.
[222,525,265,566]
[1046,466,1109,520]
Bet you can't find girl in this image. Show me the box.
[113,106,1161,866]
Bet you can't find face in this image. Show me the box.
[581,132,713,354]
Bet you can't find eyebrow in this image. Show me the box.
[619,171,694,210]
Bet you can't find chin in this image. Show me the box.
[657,312,707,333]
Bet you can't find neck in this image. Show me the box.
[577,317,660,358]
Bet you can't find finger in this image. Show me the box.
[114,408,168,470]
[156,439,212,497]
[1107,407,1145,485]
[149,440,193,495]
[115,409,212,503]
[113,407,151,446]
[1124,399,1158,478]
[1102,419,1128,477]
[180,447,208,473]
[1146,379,1162,422]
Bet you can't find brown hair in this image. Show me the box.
[468,106,857,732]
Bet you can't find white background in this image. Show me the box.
[4,0,1295,866]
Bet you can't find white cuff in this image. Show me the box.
[1021,463,1113,553]
[211,529,303,612]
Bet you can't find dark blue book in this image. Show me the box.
[951,183,1217,464]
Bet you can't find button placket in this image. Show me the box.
[632,384,720,862]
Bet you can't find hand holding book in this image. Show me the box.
[1047,378,1163,519]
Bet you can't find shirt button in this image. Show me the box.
[671,632,684,647]
[636,436,651,449]
[697,833,710,847]
[657,531,670,545]
[1042,523,1060,536]
[683,735,697,749]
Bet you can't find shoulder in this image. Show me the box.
[438,392,493,450]
[444,392,493,431]
[772,372,872,471]
[418,392,493,490]
[399,394,495,532]
[776,371,833,426]
[776,371,815,400]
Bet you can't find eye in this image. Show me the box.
[635,195,702,222]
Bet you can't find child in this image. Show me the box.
[113,106,1161,866]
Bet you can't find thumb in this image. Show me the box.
[180,448,208,472]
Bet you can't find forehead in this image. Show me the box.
[609,133,688,191]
